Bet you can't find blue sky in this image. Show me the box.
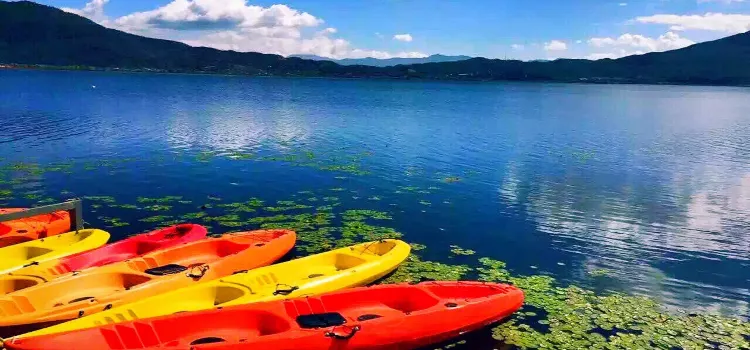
[40,0,750,60]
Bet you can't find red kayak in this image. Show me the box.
[4,281,524,350]
[0,208,71,248]
[0,224,208,294]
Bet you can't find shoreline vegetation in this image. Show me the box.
[2,1,750,87]
[3,63,750,88]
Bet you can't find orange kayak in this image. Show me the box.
[3,282,524,350]
[0,224,208,295]
[0,209,71,248]
[0,229,296,338]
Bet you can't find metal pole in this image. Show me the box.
[0,199,84,232]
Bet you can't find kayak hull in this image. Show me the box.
[0,209,71,248]
[0,230,295,338]
[4,281,523,350]
[0,224,208,296]
[9,239,410,340]
[0,229,110,275]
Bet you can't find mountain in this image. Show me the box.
[290,54,473,67]
[1,1,749,86]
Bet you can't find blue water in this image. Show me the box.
[1,70,749,318]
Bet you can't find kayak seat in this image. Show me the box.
[333,254,367,270]
[23,247,55,259]
[296,312,347,329]
[0,278,40,295]
[380,288,440,314]
[144,264,187,276]
[134,241,163,255]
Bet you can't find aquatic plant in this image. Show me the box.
[143,204,172,211]
[180,212,207,220]
[443,176,461,183]
[109,203,138,209]
[471,258,750,349]
[139,215,172,223]
[449,245,476,256]
[380,253,472,284]
[98,216,129,227]
[137,196,183,204]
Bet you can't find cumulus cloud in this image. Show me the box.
[586,31,694,59]
[511,44,524,50]
[61,0,426,60]
[393,34,414,42]
[544,40,568,51]
[62,0,109,22]
[113,0,322,31]
[635,13,750,33]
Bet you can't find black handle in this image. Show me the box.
[186,265,210,278]
[272,284,299,296]
[325,325,360,340]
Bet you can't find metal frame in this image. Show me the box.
[0,199,84,231]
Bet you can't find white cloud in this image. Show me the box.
[511,44,524,50]
[544,40,568,51]
[619,2,628,6]
[113,0,322,31]
[375,32,384,39]
[62,0,109,22]
[61,0,426,60]
[393,34,414,42]
[586,31,694,59]
[635,13,750,33]
[575,40,583,44]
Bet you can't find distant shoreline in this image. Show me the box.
[2,63,749,89]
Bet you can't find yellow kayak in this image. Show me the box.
[16,239,410,339]
[0,229,110,275]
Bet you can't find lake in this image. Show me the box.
[1,69,749,347]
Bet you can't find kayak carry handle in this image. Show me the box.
[186,265,210,279]
[325,325,360,340]
[272,284,299,296]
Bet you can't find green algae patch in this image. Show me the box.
[471,257,750,350]
[443,176,461,183]
[380,253,472,284]
[342,210,392,221]
[98,216,129,227]
[137,196,183,204]
[139,215,172,223]
[143,204,172,211]
[181,212,207,220]
[227,151,254,160]
[449,245,476,256]
[110,204,138,210]
[0,189,12,197]
[588,268,612,277]
[263,200,312,213]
